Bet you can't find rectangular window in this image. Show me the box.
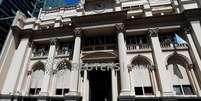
[144,87,153,95]
[56,89,63,95]
[135,87,143,95]
[183,85,193,95]
[29,88,41,95]
[56,88,69,95]
[173,85,182,95]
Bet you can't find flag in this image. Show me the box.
[175,33,187,44]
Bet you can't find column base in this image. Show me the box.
[120,90,133,96]
[118,96,135,101]
[161,91,174,96]
[196,90,201,96]
[66,91,80,96]
[39,92,49,96]
[155,90,161,97]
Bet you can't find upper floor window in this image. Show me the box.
[32,44,50,57]
[126,35,148,45]
[57,42,74,56]
[82,36,117,51]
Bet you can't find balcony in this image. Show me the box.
[160,42,188,51]
[32,49,49,59]
[83,44,117,51]
[127,44,151,52]
[56,49,72,57]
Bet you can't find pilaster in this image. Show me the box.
[190,20,201,58]
[67,28,82,96]
[40,38,57,96]
[115,23,132,96]
[149,28,174,96]
[1,38,29,95]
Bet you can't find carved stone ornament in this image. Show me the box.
[27,70,32,75]
[115,23,125,33]
[148,28,159,37]
[74,28,82,37]
[50,38,57,45]
[183,27,191,34]
[188,64,194,69]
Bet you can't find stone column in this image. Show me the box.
[40,39,57,96]
[115,23,131,96]
[185,28,201,95]
[188,64,201,96]
[149,28,174,96]
[68,28,82,96]
[190,21,201,58]
[83,70,89,101]
[150,67,160,96]
[112,69,118,101]
[1,38,29,95]
[49,69,57,96]
[23,71,32,96]
[15,42,32,95]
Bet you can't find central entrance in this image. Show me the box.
[88,70,112,101]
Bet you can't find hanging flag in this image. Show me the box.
[175,33,187,44]
[64,0,80,6]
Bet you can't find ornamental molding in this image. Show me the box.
[74,28,82,37]
[115,23,125,33]
[148,28,159,37]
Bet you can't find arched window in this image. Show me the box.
[29,61,45,95]
[55,60,71,95]
[131,56,153,95]
[167,54,194,95]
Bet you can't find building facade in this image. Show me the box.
[0,0,201,101]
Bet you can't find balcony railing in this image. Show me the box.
[57,50,72,56]
[33,51,49,57]
[127,44,151,51]
[83,44,117,51]
[160,43,188,50]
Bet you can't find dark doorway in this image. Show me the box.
[89,70,112,101]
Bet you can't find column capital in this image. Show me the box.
[27,70,32,75]
[49,38,58,45]
[52,69,57,75]
[183,27,192,34]
[115,23,125,33]
[74,28,82,37]
[188,64,194,69]
[28,41,34,47]
[148,28,159,37]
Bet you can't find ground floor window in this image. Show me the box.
[173,85,193,95]
[135,86,153,95]
[56,88,69,95]
[29,88,41,95]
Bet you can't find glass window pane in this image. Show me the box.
[29,88,35,95]
[183,85,193,95]
[135,87,143,95]
[36,88,41,95]
[56,89,63,95]
[144,87,153,95]
[173,85,182,95]
[63,89,70,95]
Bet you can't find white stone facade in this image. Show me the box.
[0,0,201,101]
